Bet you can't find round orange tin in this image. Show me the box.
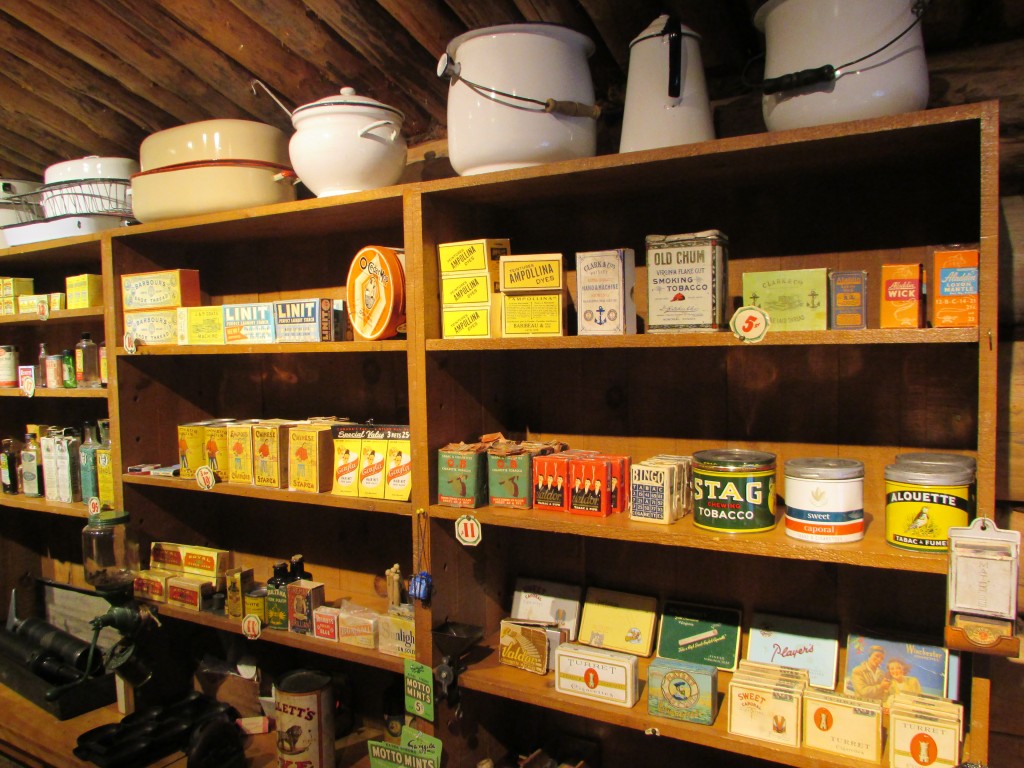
[346,245,406,340]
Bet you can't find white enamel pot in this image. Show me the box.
[140,119,290,172]
[755,0,929,132]
[620,15,715,153]
[289,87,407,197]
[439,23,598,176]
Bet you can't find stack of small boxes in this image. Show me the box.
[498,253,566,337]
[135,541,231,611]
[330,423,412,502]
[122,269,203,345]
[727,660,809,749]
[438,238,509,339]
[629,455,693,524]
[0,276,70,315]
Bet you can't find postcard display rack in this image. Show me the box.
[0,103,999,767]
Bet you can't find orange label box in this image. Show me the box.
[880,263,923,328]
[932,249,979,328]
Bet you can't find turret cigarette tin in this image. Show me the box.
[803,690,882,762]
[692,449,777,533]
[647,658,718,725]
[783,458,864,544]
[885,462,974,552]
[576,248,637,335]
[646,230,728,332]
[555,642,639,708]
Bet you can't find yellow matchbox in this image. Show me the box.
[501,291,566,337]
[3,277,35,297]
[177,306,225,345]
[499,254,564,292]
[121,269,201,311]
[441,271,495,306]
[181,544,231,580]
[17,294,48,314]
[442,301,498,339]
[578,587,658,656]
[226,421,259,484]
[437,238,510,275]
[125,309,179,346]
[65,274,103,309]
[252,421,298,489]
[288,424,334,493]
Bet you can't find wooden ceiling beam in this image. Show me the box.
[0,11,178,136]
[0,98,97,169]
[84,0,292,130]
[5,1,222,127]
[228,0,437,135]
[0,125,56,174]
[0,51,145,157]
[574,0,662,70]
[299,0,449,127]
[443,0,522,31]
[376,0,465,59]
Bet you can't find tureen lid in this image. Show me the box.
[291,87,404,124]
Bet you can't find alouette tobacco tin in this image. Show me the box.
[692,449,777,533]
[885,462,974,552]
[646,230,728,332]
[783,458,865,544]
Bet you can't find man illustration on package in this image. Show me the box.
[205,436,219,471]
[851,645,890,703]
[231,439,245,474]
[257,438,271,475]
[294,443,309,481]
[179,436,189,469]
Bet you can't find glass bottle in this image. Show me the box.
[75,332,100,388]
[268,561,289,587]
[36,342,47,389]
[20,433,41,497]
[61,349,76,388]
[0,438,19,494]
[79,421,99,504]
[82,511,139,594]
[289,553,311,581]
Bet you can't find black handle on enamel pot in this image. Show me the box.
[666,17,683,99]
[761,65,836,95]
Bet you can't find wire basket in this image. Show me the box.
[8,178,134,222]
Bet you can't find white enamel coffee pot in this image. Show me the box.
[619,15,715,153]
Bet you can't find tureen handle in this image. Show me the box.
[358,120,400,143]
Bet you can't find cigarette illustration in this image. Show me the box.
[678,628,718,648]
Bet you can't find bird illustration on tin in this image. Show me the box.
[906,507,930,530]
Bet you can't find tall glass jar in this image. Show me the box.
[82,511,139,593]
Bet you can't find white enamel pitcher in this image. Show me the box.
[619,15,715,153]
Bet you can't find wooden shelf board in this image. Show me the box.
[151,601,405,674]
[458,636,977,768]
[0,306,104,325]
[0,386,107,398]
[0,494,89,518]
[0,234,105,265]
[428,504,946,574]
[427,327,978,352]
[115,340,407,356]
[123,474,414,516]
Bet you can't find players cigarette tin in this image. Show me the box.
[829,270,867,330]
[646,230,727,332]
[554,642,639,708]
[223,302,276,344]
[885,462,973,552]
[647,657,718,726]
[575,248,637,335]
[499,254,563,292]
[692,449,777,533]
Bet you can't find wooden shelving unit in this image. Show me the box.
[0,102,1000,768]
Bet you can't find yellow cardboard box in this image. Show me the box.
[125,309,178,346]
[499,254,564,292]
[501,291,565,337]
[437,238,509,275]
[288,424,334,493]
[65,274,103,309]
[177,306,225,345]
[121,269,201,311]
